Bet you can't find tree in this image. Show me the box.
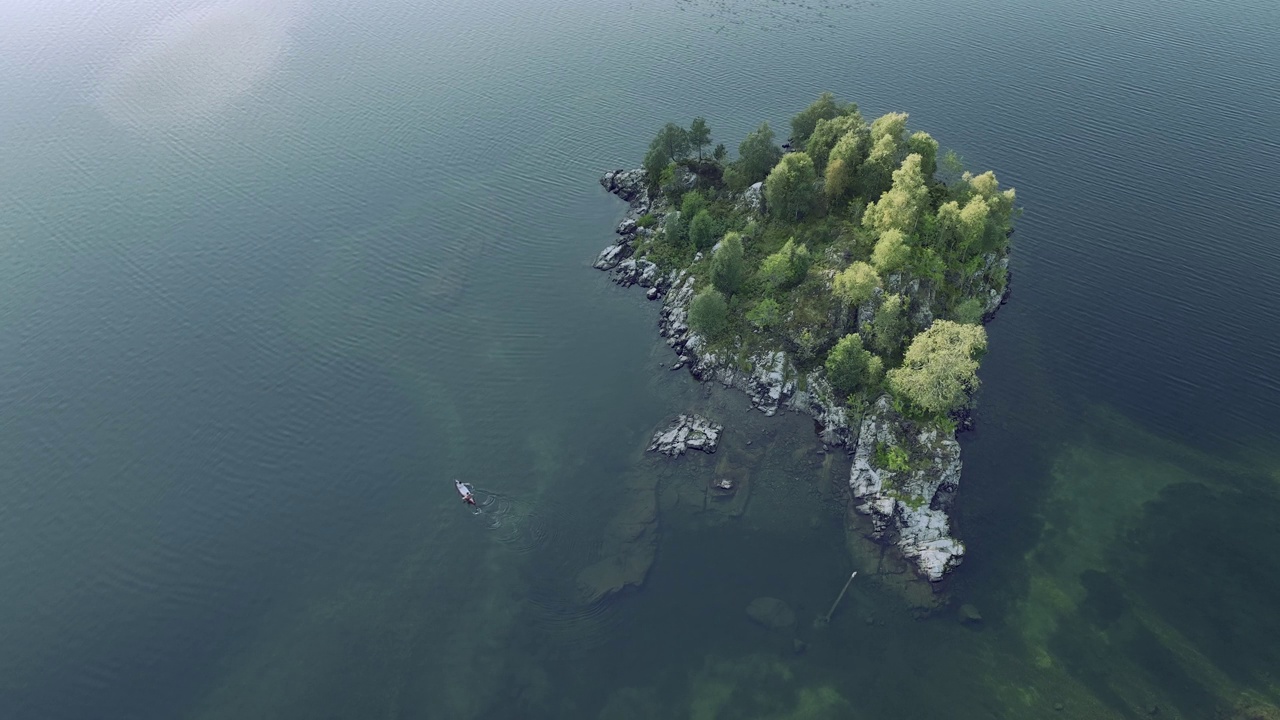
[759,238,810,290]
[657,122,691,160]
[825,333,881,396]
[736,122,784,187]
[833,261,880,306]
[689,117,712,161]
[765,152,818,221]
[960,170,1017,247]
[746,298,782,329]
[643,146,667,186]
[887,320,988,415]
[643,123,691,182]
[869,112,909,145]
[688,288,730,340]
[710,232,746,296]
[862,153,929,235]
[712,143,727,162]
[907,131,939,180]
[857,133,898,199]
[688,209,718,250]
[791,92,848,149]
[807,115,864,173]
[956,195,990,255]
[665,191,707,245]
[824,131,865,202]
[932,200,963,254]
[867,293,909,358]
[871,228,911,273]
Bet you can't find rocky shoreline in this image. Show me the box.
[595,168,1009,584]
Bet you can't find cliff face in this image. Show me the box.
[849,395,964,581]
[595,169,1009,584]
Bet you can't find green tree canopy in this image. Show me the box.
[759,238,811,290]
[832,261,880,306]
[871,228,911,274]
[791,92,850,149]
[887,320,988,415]
[958,170,1017,250]
[806,115,866,173]
[735,122,784,187]
[863,153,930,235]
[907,131,939,180]
[957,195,990,254]
[824,131,866,202]
[857,133,898,200]
[643,123,691,182]
[688,288,730,340]
[688,209,718,250]
[681,190,709,219]
[825,333,882,396]
[933,194,992,259]
[689,117,712,161]
[867,293,909,359]
[710,232,746,296]
[765,152,819,221]
[869,112,909,145]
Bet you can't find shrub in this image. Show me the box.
[953,297,985,325]
[759,239,811,290]
[688,289,730,340]
[746,298,782,329]
[825,333,879,395]
[875,442,911,473]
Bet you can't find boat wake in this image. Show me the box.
[468,489,549,554]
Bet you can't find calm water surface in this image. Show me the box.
[1,0,1278,718]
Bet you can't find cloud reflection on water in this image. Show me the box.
[97,0,301,130]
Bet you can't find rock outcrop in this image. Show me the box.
[648,414,722,456]
[849,395,965,581]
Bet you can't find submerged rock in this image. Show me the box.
[745,597,796,629]
[576,469,661,604]
[849,395,965,582]
[957,603,983,625]
[648,414,722,456]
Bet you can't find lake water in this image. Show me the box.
[2,0,1278,718]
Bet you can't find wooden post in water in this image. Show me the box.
[815,571,857,628]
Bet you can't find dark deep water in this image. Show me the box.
[1,0,1278,718]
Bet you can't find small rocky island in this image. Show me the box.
[594,93,1017,585]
